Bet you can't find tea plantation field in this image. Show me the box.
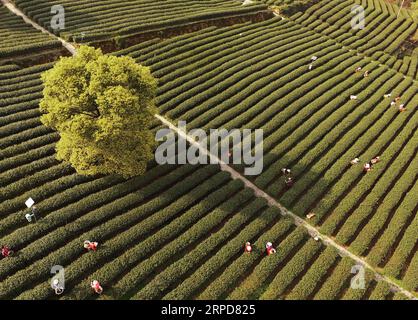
[120,16,418,294]
[1,62,410,300]
[0,5,61,60]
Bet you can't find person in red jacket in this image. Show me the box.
[84,240,98,251]
[244,242,252,253]
[266,242,276,255]
[91,280,103,294]
[1,245,13,258]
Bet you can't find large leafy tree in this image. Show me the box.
[40,46,158,178]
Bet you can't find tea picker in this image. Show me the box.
[52,279,64,295]
[350,157,360,165]
[281,168,291,175]
[371,156,381,164]
[308,56,317,70]
[266,242,277,255]
[244,242,252,253]
[1,245,13,258]
[24,197,37,223]
[25,212,37,223]
[363,162,371,173]
[285,176,294,188]
[84,240,99,251]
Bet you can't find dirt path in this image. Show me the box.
[2,0,416,300]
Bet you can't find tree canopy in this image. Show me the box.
[40,45,158,178]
